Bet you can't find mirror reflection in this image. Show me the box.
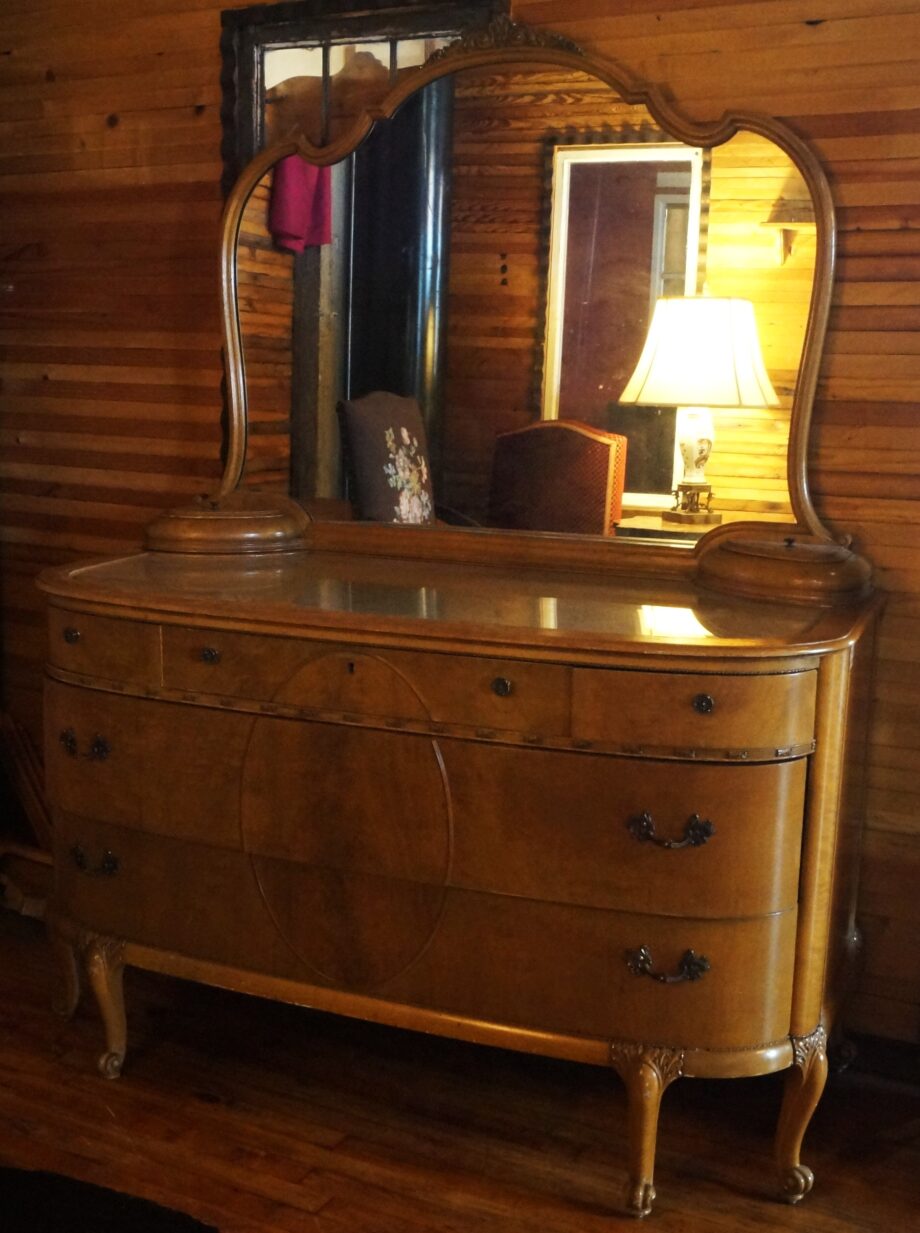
[235,57,818,541]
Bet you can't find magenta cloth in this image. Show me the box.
[268,156,332,251]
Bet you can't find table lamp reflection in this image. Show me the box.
[618,297,779,524]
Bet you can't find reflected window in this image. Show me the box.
[263,38,450,149]
[220,1,505,181]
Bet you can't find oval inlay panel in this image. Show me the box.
[240,652,452,989]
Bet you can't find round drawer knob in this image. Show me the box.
[200,646,221,665]
[88,735,110,761]
[692,692,715,715]
[62,627,81,645]
[491,677,513,698]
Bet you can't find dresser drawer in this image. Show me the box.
[52,816,277,974]
[445,743,805,917]
[45,681,143,827]
[572,667,816,753]
[45,680,252,848]
[162,626,312,701]
[384,891,797,1049]
[48,609,159,686]
[163,627,570,736]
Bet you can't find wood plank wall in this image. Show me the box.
[0,0,917,1043]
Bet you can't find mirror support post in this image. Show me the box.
[407,76,454,487]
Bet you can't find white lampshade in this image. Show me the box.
[619,297,779,409]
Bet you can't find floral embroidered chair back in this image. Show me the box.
[338,392,436,525]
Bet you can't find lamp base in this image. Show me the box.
[662,508,723,526]
[662,481,722,526]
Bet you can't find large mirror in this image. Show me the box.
[219,26,833,549]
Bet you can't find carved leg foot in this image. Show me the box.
[83,933,127,1080]
[611,1041,684,1218]
[48,925,82,1019]
[775,1026,827,1204]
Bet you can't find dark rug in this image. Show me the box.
[0,1167,217,1231]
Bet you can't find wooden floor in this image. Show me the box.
[0,911,917,1233]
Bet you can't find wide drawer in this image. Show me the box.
[47,609,159,687]
[384,892,797,1049]
[163,627,571,735]
[52,816,278,974]
[45,680,252,847]
[443,742,806,917]
[52,817,795,1052]
[241,851,797,1049]
[572,666,816,753]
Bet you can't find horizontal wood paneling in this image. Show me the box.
[1,0,919,1042]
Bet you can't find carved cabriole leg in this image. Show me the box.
[775,1026,828,1204]
[83,932,127,1079]
[46,914,82,1019]
[610,1041,685,1218]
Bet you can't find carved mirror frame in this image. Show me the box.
[152,18,849,589]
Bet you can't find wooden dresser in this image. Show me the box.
[39,543,879,1217]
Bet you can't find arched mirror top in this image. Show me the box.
[214,18,837,562]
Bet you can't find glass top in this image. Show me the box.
[58,550,849,654]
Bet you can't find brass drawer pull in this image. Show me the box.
[626,946,710,984]
[62,627,82,645]
[200,646,222,665]
[692,692,715,714]
[491,676,513,697]
[59,728,78,757]
[627,811,715,849]
[70,845,119,877]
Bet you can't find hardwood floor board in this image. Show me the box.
[0,1107,310,1233]
[0,1064,336,1219]
[0,913,917,1232]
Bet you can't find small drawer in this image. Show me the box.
[572,667,816,753]
[162,626,310,701]
[446,743,805,917]
[163,626,571,736]
[384,649,570,735]
[48,609,159,686]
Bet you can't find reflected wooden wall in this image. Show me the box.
[705,133,810,521]
[0,0,918,1043]
[442,75,807,524]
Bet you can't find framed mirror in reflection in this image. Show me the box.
[226,39,825,547]
[540,142,705,511]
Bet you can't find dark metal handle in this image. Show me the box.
[626,946,710,983]
[627,811,715,850]
[62,627,81,645]
[200,646,221,665]
[59,728,78,757]
[692,693,715,715]
[70,845,119,877]
[491,676,513,697]
[85,735,110,762]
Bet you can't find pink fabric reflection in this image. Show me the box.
[268,156,332,251]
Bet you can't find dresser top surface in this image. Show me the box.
[39,549,878,661]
